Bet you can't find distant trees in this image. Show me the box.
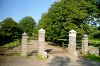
[0,0,100,46]
[0,16,36,46]
[0,18,23,45]
[38,0,100,42]
[19,16,36,36]
[94,0,100,8]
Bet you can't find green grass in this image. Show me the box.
[1,39,20,48]
[89,39,100,43]
[83,54,100,62]
[3,42,16,47]
[35,54,47,60]
[83,39,100,62]
[89,39,100,48]
[15,52,21,56]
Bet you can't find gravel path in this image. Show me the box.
[0,54,100,66]
[0,40,100,66]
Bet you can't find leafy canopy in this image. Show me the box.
[38,0,99,41]
[19,16,36,36]
[0,18,23,45]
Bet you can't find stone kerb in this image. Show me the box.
[38,28,47,59]
[68,29,78,57]
[82,34,88,54]
[21,32,28,57]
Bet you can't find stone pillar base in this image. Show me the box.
[68,51,78,57]
[37,52,47,59]
[21,54,27,57]
[68,43,78,57]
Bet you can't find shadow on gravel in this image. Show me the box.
[77,57,100,66]
[45,49,52,53]
[48,56,100,66]
[0,56,33,66]
[48,56,70,66]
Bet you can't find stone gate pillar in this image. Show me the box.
[38,28,47,58]
[68,29,77,57]
[82,34,88,54]
[21,32,28,57]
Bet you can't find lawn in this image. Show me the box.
[83,54,100,62]
[0,39,21,48]
[89,39,100,48]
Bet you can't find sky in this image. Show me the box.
[0,0,56,23]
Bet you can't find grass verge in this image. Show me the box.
[1,39,20,48]
[83,54,100,62]
[89,39,100,48]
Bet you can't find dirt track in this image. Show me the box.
[0,40,100,66]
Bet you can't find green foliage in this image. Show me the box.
[1,39,21,48]
[89,39,100,48]
[38,0,99,42]
[94,0,100,8]
[2,18,22,35]
[0,18,23,45]
[19,16,36,36]
[36,54,47,60]
[88,25,100,39]
[83,54,100,62]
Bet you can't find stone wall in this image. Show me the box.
[88,46,100,56]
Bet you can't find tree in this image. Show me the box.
[94,0,100,8]
[94,0,100,25]
[1,18,22,36]
[0,18,23,45]
[38,0,99,42]
[19,16,36,36]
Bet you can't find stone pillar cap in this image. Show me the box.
[22,32,27,36]
[69,29,76,33]
[83,34,88,37]
[39,28,45,32]
[83,34,88,36]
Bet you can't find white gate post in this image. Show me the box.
[68,29,77,57]
[21,32,28,57]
